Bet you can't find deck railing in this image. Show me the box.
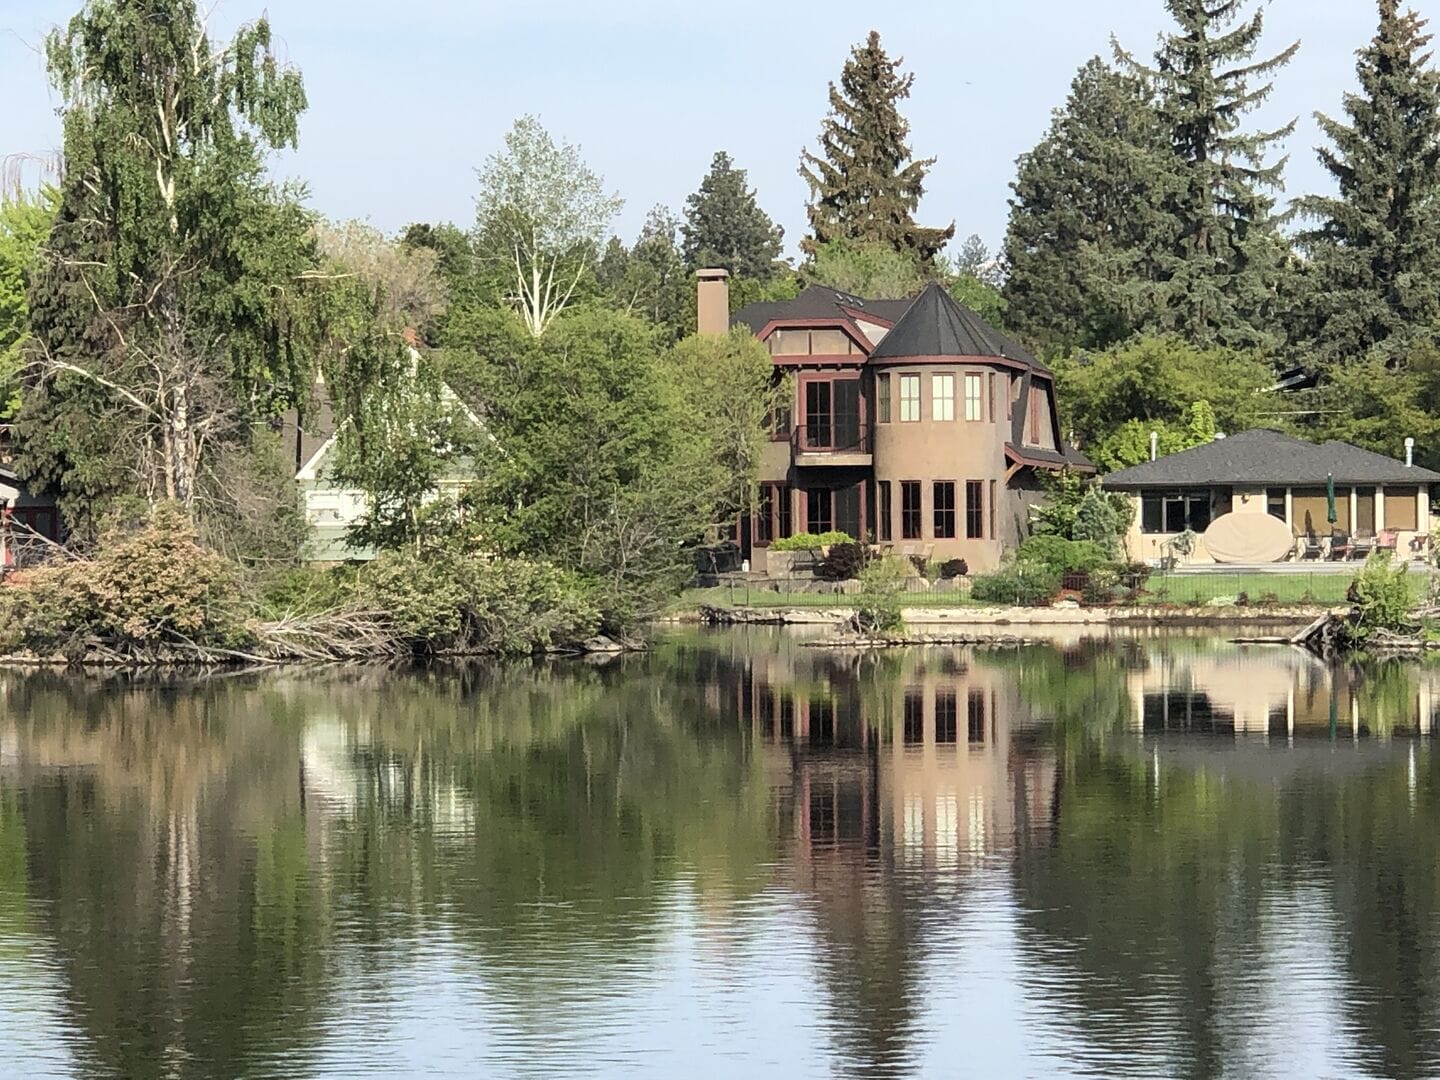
[791,423,872,456]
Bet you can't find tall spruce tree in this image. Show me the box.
[1117,0,1299,349]
[1002,58,1177,355]
[1295,0,1440,369]
[799,31,954,263]
[681,152,784,280]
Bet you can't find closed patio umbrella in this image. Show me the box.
[1326,473,1337,525]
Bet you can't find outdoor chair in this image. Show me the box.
[1350,532,1377,560]
[1377,530,1399,558]
[1412,533,1431,560]
[1328,530,1352,561]
[1297,533,1323,561]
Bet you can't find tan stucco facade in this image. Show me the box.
[1120,484,1433,565]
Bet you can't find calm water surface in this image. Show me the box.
[2,628,1439,1079]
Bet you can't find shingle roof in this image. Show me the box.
[866,282,1049,371]
[731,285,913,336]
[1101,428,1440,489]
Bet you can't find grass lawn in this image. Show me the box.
[678,566,1428,611]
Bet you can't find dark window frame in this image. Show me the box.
[877,481,893,542]
[934,481,957,539]
[901,481,923,540]
[966,480,985,539]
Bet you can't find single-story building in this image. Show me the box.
[1101,429,1440,565]
[0,465,61,571]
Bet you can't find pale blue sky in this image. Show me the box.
[0,1,1413,259]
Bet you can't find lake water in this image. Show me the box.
[2,628,1439,1079]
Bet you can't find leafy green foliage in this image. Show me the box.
[1346,552,1416,642]
[360,549,601,656]
[1056,336,1272,463]
[806,240,924,299]
[856,556,908,634]
[771,531,855,551]
[596,208,693,340]
[681,152,785,280]
[1295,1,1440,369]
[970,563,1063,606]
[0,188,57,419]
[1304,345,1440,469]
[816,542,870,582]
[800,31,953,263]
[0,504,249,659]
[1017,535,1110,575]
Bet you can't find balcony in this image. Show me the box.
[792,423,873,468]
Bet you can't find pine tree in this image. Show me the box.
[681,152,784,280]
[799,31,954,263]
[1295,0,1440,369]
[1118,0,1300,349]
[1002,58,1177,355]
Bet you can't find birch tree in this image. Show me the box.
[19,0,313,526]
[473,117,623,336]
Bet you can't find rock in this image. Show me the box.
[1052,598,1080,610]
[904,577,932,592]
[930,578,958,593]
[838,579,863,595]
[581,636,625,654]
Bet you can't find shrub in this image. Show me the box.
[1,504,250,660]
[1346,553,1415,643]
[816,542,870,582]
[1016,535,1110,575]
[971,564,1063,606]
[939,558,969,580]
[856,556,908,635]
[771,531,854,552]
[361,550,602,655]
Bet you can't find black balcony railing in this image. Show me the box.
[792,423,872,455]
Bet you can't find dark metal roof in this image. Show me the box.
[1009,443,1096,473]
[1101,429,1440,489]
[731,285,914,336]
[866,282,1049,371]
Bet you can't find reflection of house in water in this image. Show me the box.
[740,648,1058,868]
[1128,646,1440,738]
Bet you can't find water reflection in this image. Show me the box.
[0,633,1438,1077]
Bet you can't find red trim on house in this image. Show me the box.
[1004,446,1094,474]
[754,318,875,356]
[865,353,1038,374]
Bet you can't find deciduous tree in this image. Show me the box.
[473,116,623,337]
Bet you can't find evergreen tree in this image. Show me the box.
[598,207,693,340]
[1117,0,1300,349]
[681,152,784,280]
[1002,58,1176,355]
[799,31,954,263]
[1295,0,1440,369]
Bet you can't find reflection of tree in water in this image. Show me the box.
[1005,645,1440,1079]
[0,674,329,1080]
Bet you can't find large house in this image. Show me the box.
[711,272,1091,572]
[0,464,60,571]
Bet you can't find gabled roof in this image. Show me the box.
[866,282,1049,372]
[0,465,20,504]
[1101,428,1440,490]
[731,285,913,337]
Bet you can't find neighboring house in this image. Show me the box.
[716,273,1091,572]
[1101,428,1440,564]
[280,348,486,564]
[0,464,61,571]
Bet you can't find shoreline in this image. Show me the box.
[677,603,1345,629]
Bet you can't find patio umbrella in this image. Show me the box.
[1326,473,1337,526]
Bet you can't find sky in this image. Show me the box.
[0,1,1415,261]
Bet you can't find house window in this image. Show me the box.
[965,373,984,421]
[835,485,861,540]
[769,329,810,355]
[1140,492,1212,534]
[757,483,791,544]
[1266,488,1286,522]
[936,691,958,744]
[899,375,921,422]
[989,480,997,541]
[968,689,987,744]
[877,481,893,542]
[934,482,957,539]
[807,489,833,534]
[809,329,852,355]
[932,374,955,421]
[803,379,861,450]
[966,480,985,539]
[1028,387,1043,443]
[988,372,996,422]
[903,690,924,745]
[876,373,891,424]
[767,398,792,441]
[1008,375,1018,420]
[901,481,922,540]
[768,329,855,356]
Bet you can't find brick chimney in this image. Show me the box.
[696,268,730,336]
